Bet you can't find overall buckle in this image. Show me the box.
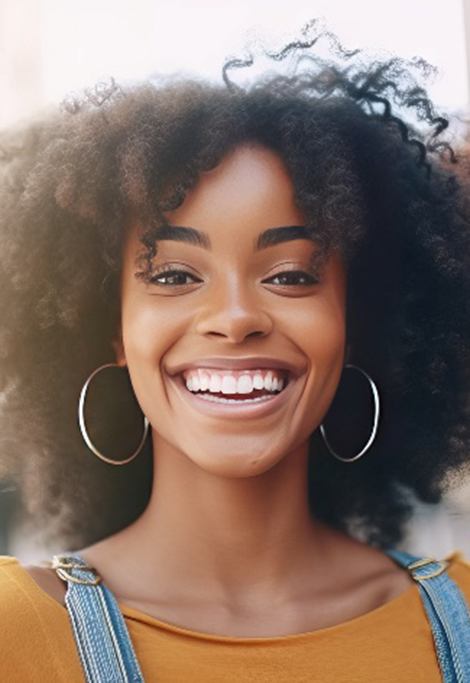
[52,554,102,586]
[407,556,449,581]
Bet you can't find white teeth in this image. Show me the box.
[209,375,222,392]
[237,375,253,394]
[199,371,210,392]
[221,376,237,394]
[184,369,287,394]
[263,371,274,391]
[196,393,276,404]
[253,373,264,390]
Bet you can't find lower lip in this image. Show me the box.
[169,374,298,420]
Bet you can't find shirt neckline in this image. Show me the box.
[4,551,462,644]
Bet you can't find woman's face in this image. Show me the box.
[117,144,347,477]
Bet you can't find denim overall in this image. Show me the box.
[52,549,470,683]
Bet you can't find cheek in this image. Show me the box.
[293,284,347,418]
[120,304,159,411]
[286,267,346,371]
[119,297,182,420]
[309,255,347,368]
[300,306,346,414]
[304,300,346,363]
[122,303,159,364]
[120,292,185,365]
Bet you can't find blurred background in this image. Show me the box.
[1,0,470,562]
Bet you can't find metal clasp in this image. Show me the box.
[52,554,102,586]
[407,556,449,581]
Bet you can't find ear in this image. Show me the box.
[112,329,126,367]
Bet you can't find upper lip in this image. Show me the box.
[166,356,303,378]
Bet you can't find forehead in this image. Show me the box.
[166,144,307,252]
[165,143,304,226]
[123,143,324,263]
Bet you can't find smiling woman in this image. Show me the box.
[1,22,470,683]
[116,145,347,479]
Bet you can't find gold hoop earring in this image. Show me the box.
[319,364,380,463]
[78,363,149,466]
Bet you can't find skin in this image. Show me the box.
[25,143,414,637]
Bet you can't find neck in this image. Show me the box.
[106,433,337,608]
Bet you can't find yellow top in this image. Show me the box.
[1,551,470,682]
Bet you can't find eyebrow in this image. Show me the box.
[150,224,315,250]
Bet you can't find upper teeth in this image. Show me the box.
[183,369,286,394]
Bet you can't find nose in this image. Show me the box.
[193,276,273,343]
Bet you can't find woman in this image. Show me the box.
[1,25,470,681]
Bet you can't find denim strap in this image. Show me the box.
[52,552,144,683]
[54,549,470,683]
[385,548,470,683]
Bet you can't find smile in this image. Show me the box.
[169,370,297,419]
[183,368,288,396]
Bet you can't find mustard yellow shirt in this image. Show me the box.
[1,551,470,681]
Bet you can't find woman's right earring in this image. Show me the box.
[78,362,149,466]
[319,364,380,463]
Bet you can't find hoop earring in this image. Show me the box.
[319,364,380,463]
[78,363,149,466]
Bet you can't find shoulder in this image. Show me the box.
[0,555,82,681]
[0,553,64,630]
[0,554,36,611]
[0,554,63,603]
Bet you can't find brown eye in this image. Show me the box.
[264,270,320,286]
[148,268,201,286]
[141,266,319,288]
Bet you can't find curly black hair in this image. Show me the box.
[1,22,470,552]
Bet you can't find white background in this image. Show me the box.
[1,0,469,129]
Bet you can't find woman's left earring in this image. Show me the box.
[78,362,149,466]
[319,363,380,463]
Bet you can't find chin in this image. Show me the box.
[187,448,283,479]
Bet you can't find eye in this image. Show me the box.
[141,266,320,288]
[263,270,320,286]
[147,267,201,286]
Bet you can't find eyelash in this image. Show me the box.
[146,266,320,287]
